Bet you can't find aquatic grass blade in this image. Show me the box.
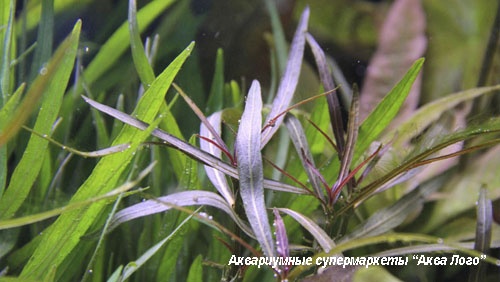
[0,163,154,230]
[120,209,198,281]
[200,111,235,206]
[236,80,274,257]
[0,1,14,105]
[0,21,81,219]
[82,0,175,88]
[29,0,54,82]
[206,48,225,114]
[261,7,309,148]
[128,0,155,87]
[19,42,194,280]
[0,83,25,197]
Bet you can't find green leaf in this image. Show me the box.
[128,0,155,87]
[29,0,54,82]
[0,83,25,197]
[120,211,195,281]
[19,42,194,280]
[0,21,81,219]
[390,84,500,148]
[354,58,424,162]
[186,255,203,282]
[0,0,14,105]
[340,178,439,243]
[206,48,224,114]
[423,145,500,233]
[82,0,176,88]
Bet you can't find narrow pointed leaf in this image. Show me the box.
[0,21,81,219]
[120,211,196,281]
[306,33,345,154]
[108,190,252,236]
[354,58,424,162]
[331,87,359,200]
[340,178,439,243]
[276,208,336,253]
[346,118,500,212]
[20,42,194,280]
[468,187,493,282]
[82,0,175,88]
[29,0,54,82]
[128,0,155,87]
[174,83,229,156]
[0,163,154,230]
[273,209,289,258]
[261,7,309,148]
[206,48,225,114]
[390,84,500,147]
[236,80,274,257]
[474,187,492,253]
[200,111,235,206]
[284,114,325,201]
[0,2,14,105]
[83,96,307,195]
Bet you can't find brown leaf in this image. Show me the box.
[360,0,427,123]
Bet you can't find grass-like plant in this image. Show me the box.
[1,0,499,281]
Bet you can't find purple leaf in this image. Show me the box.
[107,190,253,236]
[236,80,274,257]
[261,7,309,148]
[331,87,359,202]
[82,95,306,194]
[306,33,345,155]
[284,114,325,201]
[273,209,291,276]
[200,111,235,206]
[360,0,426,122]
[276,208,336,253]
[273,209,289,259]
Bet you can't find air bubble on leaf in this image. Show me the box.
[199,212,212,220]
[61,146,66,150]
[88,269,93,274]
[496,259,500,266]
[39,66,48,75]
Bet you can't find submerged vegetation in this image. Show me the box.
[1,0,499,281]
